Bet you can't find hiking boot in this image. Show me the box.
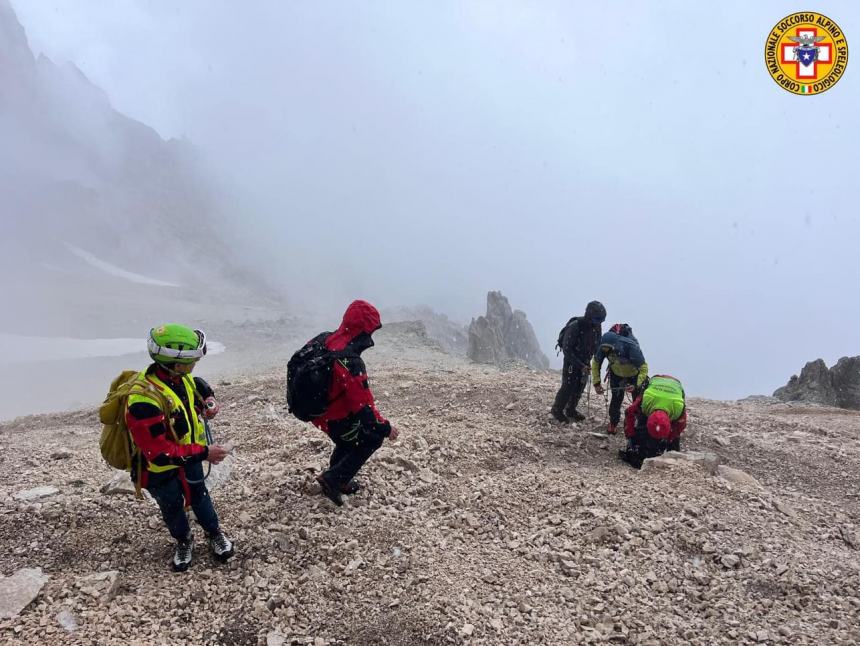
[172,535,194,572]
[316,474,343,507]
[550,408,569,424]
[619,448,644,469]
[565,409,586,422]
[209,531,234,562]
[607,423,618,435]
[341,480,361,495]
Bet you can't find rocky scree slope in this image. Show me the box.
[0,329,858,645]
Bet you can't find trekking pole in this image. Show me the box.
[585,367,591,418]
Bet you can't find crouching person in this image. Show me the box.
[126,324,234,571]
[619,375,687,469]
[303,300,398,506]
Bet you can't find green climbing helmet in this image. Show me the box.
[147,324,207,365]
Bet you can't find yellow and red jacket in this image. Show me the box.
[125,365,210,474]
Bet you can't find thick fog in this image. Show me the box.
[9,1,860,400]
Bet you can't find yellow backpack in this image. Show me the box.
[98,371,174,495]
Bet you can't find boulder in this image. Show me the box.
[640,451,723,475]
[100,471,137,496]
[467,291,549,370]
[0,568,49,619]
[716,465,762,488]
[75,571,120,603]
[205,453,235,491]
[14,486,58,501]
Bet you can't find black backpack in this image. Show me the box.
[556,316,581,353]
[286,333,355,422]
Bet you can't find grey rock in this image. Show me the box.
[56,609,78,632]
[272,533,289,551]
[205,453,235,492]
[720,554,740,569]
[716,465,762,488]
[773,500,798,518]
[838,526,858,549]
[774,355,860,409]
[830,356,860,409]
[100,471,137,496]
[0,568,49,619]
[396,457,420,472]
[381,306,469,356]
[774,358,836,405]
[467,291,549,370]
[586,526,612,543]
[266,632,287,646]
[14,486,58,501]
[640,451,722,475]
[75,570,120,602]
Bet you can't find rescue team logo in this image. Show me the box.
[765,12,848,95]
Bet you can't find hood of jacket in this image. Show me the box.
[326,300,382,352]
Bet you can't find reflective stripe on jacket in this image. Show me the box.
[126,371,207,473]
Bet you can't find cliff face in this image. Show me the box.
[774,356,860,410]
[467,291,549,370]
[0,0,276,335]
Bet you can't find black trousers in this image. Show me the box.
[621,414,680,469]
[323,416,386,487]
[147,462,220,541]
[552,356,588,415]
[608,372,645,426]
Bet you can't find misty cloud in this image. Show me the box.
[6,0,860,401]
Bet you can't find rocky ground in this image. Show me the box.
[0,326,858,645]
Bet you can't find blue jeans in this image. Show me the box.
[147,462,220,541]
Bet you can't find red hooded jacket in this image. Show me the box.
[311,300,388,433]
[624,396,687,441]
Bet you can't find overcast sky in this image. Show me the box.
[12,1,860,399]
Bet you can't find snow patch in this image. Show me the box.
[64,242,181,287]
[0,334,224,365]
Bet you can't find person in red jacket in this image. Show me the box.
[619,375,687,469]
[313,300,398,506]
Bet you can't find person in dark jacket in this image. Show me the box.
[619,375,687,468]
[592,329,649,435]
[125,324,233,572]
[312,300,398,506]
[550,300,606,423]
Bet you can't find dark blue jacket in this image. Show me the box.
[591,331,648,385]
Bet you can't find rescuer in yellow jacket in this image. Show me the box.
[591,325,649,435]
[125,324,234,571]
